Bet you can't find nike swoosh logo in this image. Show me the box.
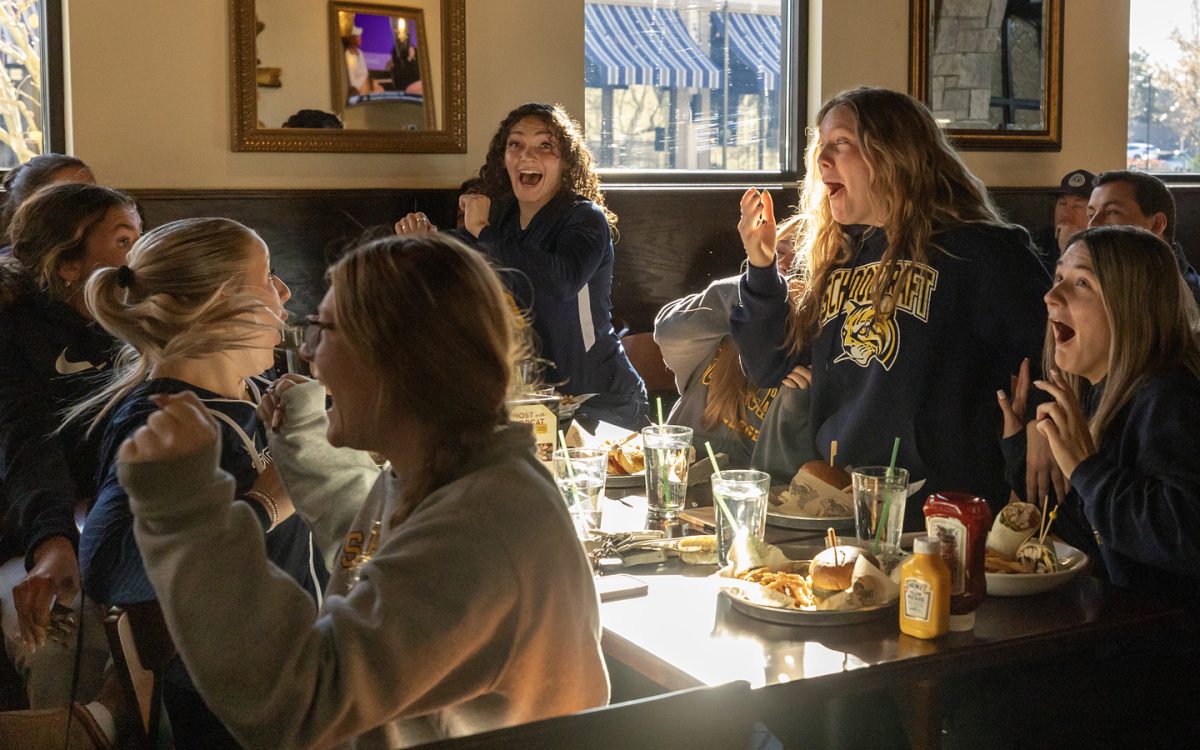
[55,348,106,375]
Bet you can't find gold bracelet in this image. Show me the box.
[245,489,279,531]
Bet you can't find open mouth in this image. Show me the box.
[518,170,543,188]
[1051,319,1075,344]
[825,181,844,197]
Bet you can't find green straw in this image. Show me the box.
[653,397,671,507]
[557,430,575,479]
[873,436,902,555]
[704,441,738,530]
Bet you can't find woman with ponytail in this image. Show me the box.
[73,218,327,748]
[110,234,607,748]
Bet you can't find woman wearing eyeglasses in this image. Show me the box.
[110,234,607,748]
[66,218,328,749]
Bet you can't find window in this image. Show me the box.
[0,0,63,169]
[583,0,803,178]
[1127,0,1200,174]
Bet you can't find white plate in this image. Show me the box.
[765,485,854,529]
[721,588,897,626]
[985,541,1088,597]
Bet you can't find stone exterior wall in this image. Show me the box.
[929,0,1007,128]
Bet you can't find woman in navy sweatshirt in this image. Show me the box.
[998,225,1200,608]
[731,87,1050,527]
[403,103,647,431]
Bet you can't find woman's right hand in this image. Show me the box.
[394,212,438,235]
[996,357,1030,439]
[13,536,79,650]
[118,391,219,464]
[738,187,777,268]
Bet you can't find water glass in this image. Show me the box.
[552,447,607,539]
[713,469,770,567]
[852,466,909,555]
[641,425,693,519]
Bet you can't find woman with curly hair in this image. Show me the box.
[400,103,647,430]
[731,87,1051,527]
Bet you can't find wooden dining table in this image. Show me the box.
[598,546,1188,748]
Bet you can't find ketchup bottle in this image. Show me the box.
[922,492,992,631]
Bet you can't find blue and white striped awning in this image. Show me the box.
[720,12,782,91]
[585,4,721,89]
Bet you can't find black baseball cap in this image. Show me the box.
[1056,169,1096,200]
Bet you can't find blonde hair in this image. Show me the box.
[1046,226,1200,444]
[327,234,523,520]
[64,218,276,430]
[701,336,753,432]
[788,87,1003,351]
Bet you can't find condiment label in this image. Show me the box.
[903,578,934,622]
[926,516,967,596]
[508,401,557,466]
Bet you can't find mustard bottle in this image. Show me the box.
[899,535,951,639]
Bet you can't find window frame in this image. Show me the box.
[589,0,807,188]
[0,0,66,175]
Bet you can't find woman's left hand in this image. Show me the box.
[258,374,309,433]
[118,391,219,464]
[459,194,491,238]
[1033,370,1096,480]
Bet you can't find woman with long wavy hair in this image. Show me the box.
[731,87,1051,527]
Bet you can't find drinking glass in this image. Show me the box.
[553,447,607,540]
[852,466,909,556]
[641,425,692,519]
[713,469,771,567]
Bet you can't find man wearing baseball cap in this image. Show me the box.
[1032,169,1095,275]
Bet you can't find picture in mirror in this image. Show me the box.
[234,0,466,152]
[330,4,434,130]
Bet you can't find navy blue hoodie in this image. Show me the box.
[731,222,1050,527]
[0,284,115,568]
[461,192,647,429]
[1004,367,1200,612]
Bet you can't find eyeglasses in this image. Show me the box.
[299,314,335,360]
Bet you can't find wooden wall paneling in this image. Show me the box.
[126,184,1200,337]
[604,188,765,334]
[130,189,459,319]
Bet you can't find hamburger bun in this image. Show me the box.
[809,545,877,594]
[800,460,852,492]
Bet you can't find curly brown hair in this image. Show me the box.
[476,103,617,231]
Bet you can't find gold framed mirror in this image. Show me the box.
[908,0,1063,151]
[230,0,466,153]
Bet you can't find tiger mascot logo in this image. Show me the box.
[833,299,899,369]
